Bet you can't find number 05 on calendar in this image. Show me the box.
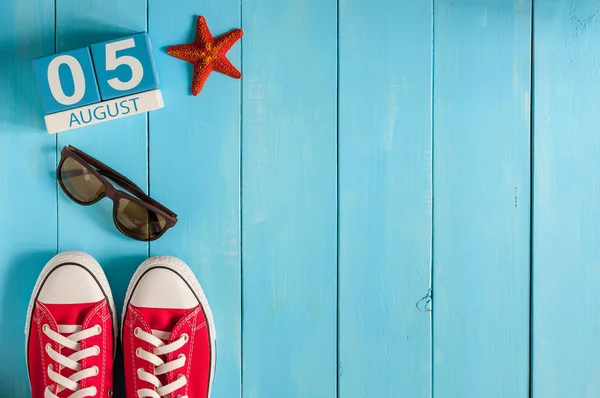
[33,33,163,134]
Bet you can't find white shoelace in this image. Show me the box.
[134,327,189,398]
[42,324,102,398]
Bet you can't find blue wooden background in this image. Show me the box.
[0,0,597,397]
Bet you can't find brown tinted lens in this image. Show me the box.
[60,157,105,203]
[116,198,167,240]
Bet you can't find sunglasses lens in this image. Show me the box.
[60,157,105,203]
[116,198,167,240]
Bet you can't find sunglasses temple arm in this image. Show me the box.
[61,169,149,204]
[98,170,145,194]
[64,148,178,220]
[60,161,143,194]
[63,168,149,203]
[99,170,177,219]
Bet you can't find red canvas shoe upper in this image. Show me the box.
[25,252,116,398]
[122,256,216,398]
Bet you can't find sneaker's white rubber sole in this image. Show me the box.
[24,251,117,381]
[121,256,217,396]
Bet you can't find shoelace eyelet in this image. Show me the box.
[45,343,52,353]
[92,365,99,376]
[93,345,100,356]
[95,325,102,334]
[42,324,50,332]
[178,353,186,363]
[108,389,113,396]
[180,333,189,342]
[134,327,141,336]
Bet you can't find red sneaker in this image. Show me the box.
[121,256,216,398]
[25,251,117,398]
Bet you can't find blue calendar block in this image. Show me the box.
[33,33,163,134]
[33,48,101,114]
[90,33,160,100]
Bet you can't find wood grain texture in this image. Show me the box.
[241,0,337,397]
[55,0,149,395]
[532,1,600,396]
[337,0,432,397]
[148,2,242,397]
[0,0,55,396]
[433,1,531,397]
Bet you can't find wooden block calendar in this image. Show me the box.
[33,32,163,134]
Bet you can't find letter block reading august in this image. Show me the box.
[34,33,163,134]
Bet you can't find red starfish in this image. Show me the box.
[167,16,243,96]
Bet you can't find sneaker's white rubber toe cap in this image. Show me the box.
[129,265,199,309]
[38,264,105,304]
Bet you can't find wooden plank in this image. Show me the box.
[0,0,55,395]
[55,0,148,306]
[432,1,531,397]
[148,2,242,397]
[241,0,337,397]
[532,1,600,396]
[337,0,432,397]
[55,0,148,394]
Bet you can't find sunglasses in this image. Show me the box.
[57,146,177,241]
